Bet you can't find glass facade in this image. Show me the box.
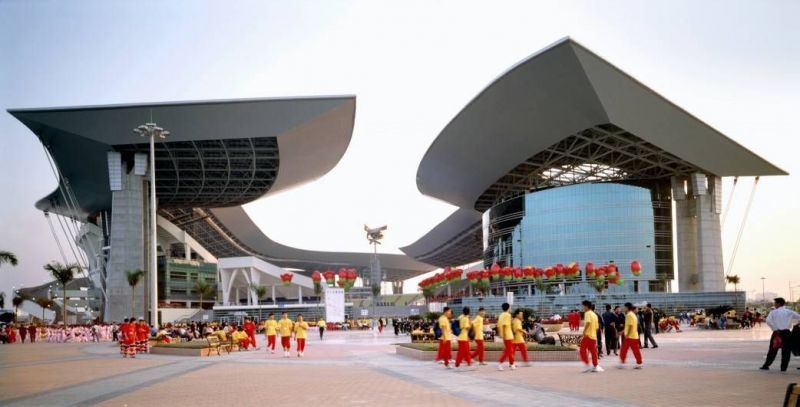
[483,182,673,293]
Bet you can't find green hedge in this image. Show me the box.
[398,342,573,352]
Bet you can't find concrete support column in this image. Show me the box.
[271,285,276,304]
[184,243,191,260]
[298,286,303,304]
[673,174,724,292]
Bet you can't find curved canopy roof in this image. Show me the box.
[416,38,786,211]
[404,37,786,267]
[159,206,434,281]
[8,96,355,218]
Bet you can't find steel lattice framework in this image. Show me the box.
[116,137,279,208]
[474,123,704,212]
[408,222,483,268]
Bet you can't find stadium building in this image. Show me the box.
[10,97,433,323]
[402,38,786,313]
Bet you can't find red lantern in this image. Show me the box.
[312,271,322,283]
[513,268,524,281]
[324,270,336,285]
[280,272,293,286]
[545,267,555,280]
[630,260,641,277]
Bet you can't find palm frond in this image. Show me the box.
[0,251,18,266]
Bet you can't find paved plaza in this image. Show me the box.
[0,326,797,406]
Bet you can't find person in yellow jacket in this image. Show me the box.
[264,313,278,354]
[436,307,453,369]
[470,307,487,365]
[294,314,309,357]
[512,310,531,367]
[580,300,603,372]
[232,326,252,350]
[497,302,516,371]
[618,302,643,369]
[317,318,326,340]
[454,307,473,369]
[277,312,294,358]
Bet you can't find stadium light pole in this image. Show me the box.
[760,276,766,306]
[134,123,169,328]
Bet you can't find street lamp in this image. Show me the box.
[133,122,169,328]
[760,277,766,305]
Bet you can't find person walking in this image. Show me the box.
[497,303,516,371]
[294,314,309,357]
[591,303,604,359]
[512,309,530,367]
[19,324,27,343]
[602,305,618,355]
[454,307,473,370]
[278,312,294,358]
[264,313,278,354]
[760,297,800,372]
[243,317,258,350]
[436,307,453,369]
[28,324,37,343]
[579,300,603,372]
[317,318,326,340]
[618,302,643,369]
[471,307,487,366]
[642,304,658,348]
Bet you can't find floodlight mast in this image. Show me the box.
[135,122,169,328]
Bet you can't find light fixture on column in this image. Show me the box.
[133,122,169,328]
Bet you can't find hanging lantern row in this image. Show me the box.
[418,266,463,289]
[423,260,641,289]
[312,268,358,292]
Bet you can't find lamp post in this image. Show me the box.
[133,123,169,328]
[760,277,766,306]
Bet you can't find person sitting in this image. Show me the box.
[232,327,252,350]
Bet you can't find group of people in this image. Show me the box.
[118,318,152,358]
[0,323,118,343]
[204,313,326,358]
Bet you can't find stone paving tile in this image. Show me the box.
[96,362,477,407]
[0,342,89,366]
[0,357,168,402]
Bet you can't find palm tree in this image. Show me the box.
[0,251,18,267]
[43,262,79,324]
[726,275,741,310]
[194,278,215,311]
[12,295,25,322]
[34,297,55,322]
[250,284,268,319]
[125,270,145,317]
[0,292,5,309]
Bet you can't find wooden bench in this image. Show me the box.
[785,383,799,407]
[206,336,223,356]
[557,333,582,347]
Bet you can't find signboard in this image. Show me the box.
[202,314,209,321]
[409,308,419,316]
[325,287,345,322]
[428,302,445,313]
[360,309,369,317]
[506,291,514,306]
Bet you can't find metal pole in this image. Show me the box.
[760,277,766,305]
[149,134,159,328]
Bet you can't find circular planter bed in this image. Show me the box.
[396,342,578,362]
[151,341,215,357]
[542,323,564,332]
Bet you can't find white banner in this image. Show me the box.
[506,291,514,306]
[324,287,345,322]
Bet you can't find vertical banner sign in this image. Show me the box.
[325,287,345,323]
[506,291,514,306]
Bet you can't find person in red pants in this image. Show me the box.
[580,300,603,372]
[294,314,309,357]
[136,319,150,354]
[497,302,515,371]
[243,317,258,350]
[264,313,278,354]
[470,307,487,365]
[121,318,137,358]
[436,307,453,369]
[618,302,643,369]
[277,312,294,358]
[512,310,530,366]
[454,307,473,370]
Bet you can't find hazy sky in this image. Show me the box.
[1,1,799,305]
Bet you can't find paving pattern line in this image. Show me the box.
[356,353,642,407]
[1,359,215,407]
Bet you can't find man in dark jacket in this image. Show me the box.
[602,304,618,355]
[643,303,658,348]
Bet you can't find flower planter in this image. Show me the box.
[396,344,578,362]
[150,346,215,357]
[542,323,563,333]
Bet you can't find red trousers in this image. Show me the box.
[579,337,598,366]
[237,339,251,350]
[436,339,452,366]
[471,340,485,363]
[246,332,256,348]
[297,338,306,352]
[281,336,291,350]
[455,340,472,367]
[498,339,515,365]
[514,342,529,362]
[267,335,276,350]
[620,337,642,365]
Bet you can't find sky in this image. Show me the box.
[1,0,799,309]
